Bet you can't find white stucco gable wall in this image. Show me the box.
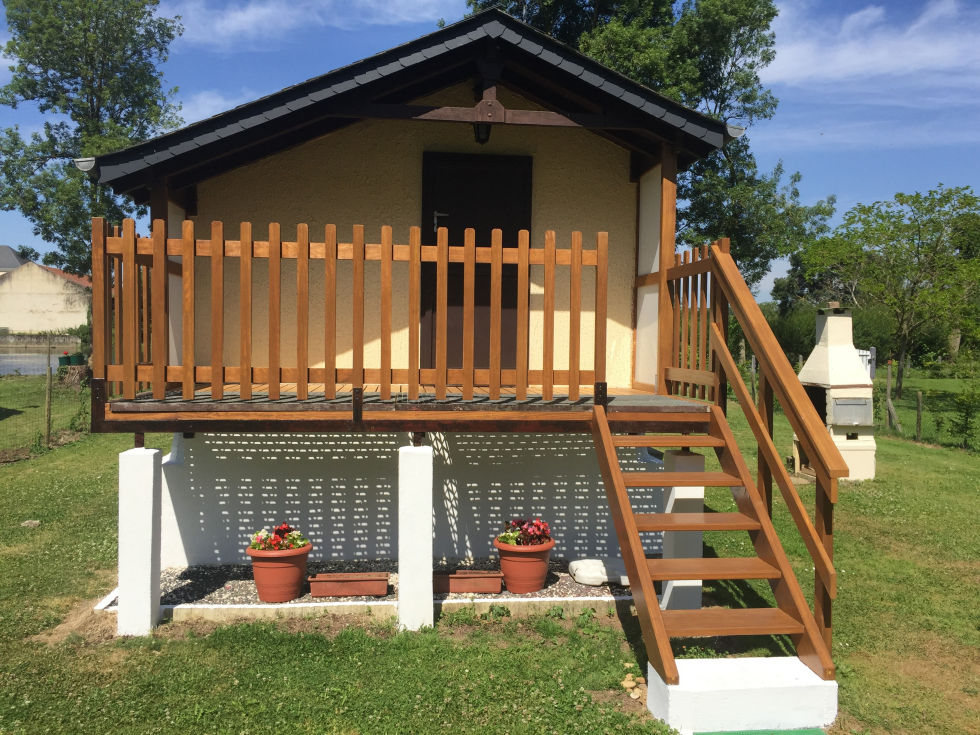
[0,262,90,333]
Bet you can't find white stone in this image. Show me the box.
[117,448,162,636]
[568,557,630,586]
[647,657,838,735]
[398,444,434,631]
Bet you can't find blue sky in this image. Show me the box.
[1,0,978,299]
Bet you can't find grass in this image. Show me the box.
[875,370,979,450]
[0,433,669,734]
[1,415,977,734]
[0,374,89,457]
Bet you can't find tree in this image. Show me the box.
[800,185,980,396]
[14,244,40,262]
[469,0,834,287]
[0,0,182,276]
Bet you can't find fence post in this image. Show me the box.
[916,391,923,442]
[44,333,53,448]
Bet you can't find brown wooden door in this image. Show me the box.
[420,152,532,372]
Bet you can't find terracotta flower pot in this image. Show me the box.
[493,537,555,593]
[246,544,312,602]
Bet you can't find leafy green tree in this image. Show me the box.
[0,0,182,276]
[800,185,980,396]
[14,244,40,262]
[469,0,834,287]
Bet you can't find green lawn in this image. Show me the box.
[874,369,978,450]
[0,374,89,457]
[0,419,977,734]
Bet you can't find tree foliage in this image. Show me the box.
[799,185,980,396]
[0,0,182,276]
[469,0,833,287]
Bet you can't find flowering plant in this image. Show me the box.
[249,522,310,551]
[496,518,552,546]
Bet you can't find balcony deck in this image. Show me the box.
[95,382,709,433]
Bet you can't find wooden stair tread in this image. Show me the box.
[662,607,805,637]
[612,435,725,448]
[623,471,742,488]
[635,512,761,532]
[646,557,781,581]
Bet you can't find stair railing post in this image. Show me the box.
[814,475,835,649]
[710,241,729,413]
[758,372,774,517]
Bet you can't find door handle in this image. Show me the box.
[433,211,449,234]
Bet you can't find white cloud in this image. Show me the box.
[161,1,465,49]
[752,1,980,151]
[178,89,256,123]
[765,0,980,88]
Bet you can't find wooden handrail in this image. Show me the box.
[710,323,836,598]
[708,246,849,484]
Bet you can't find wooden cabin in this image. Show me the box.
[88,9,846,704]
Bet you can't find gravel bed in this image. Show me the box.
[146,558,631,607]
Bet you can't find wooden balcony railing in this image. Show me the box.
[661,240,849,650]
[91,218,608,404]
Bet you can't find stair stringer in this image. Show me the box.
[590,405,679,684]
[707,405,836,680]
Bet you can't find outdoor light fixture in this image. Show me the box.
[473,122,491,144]
[73,156,96,172]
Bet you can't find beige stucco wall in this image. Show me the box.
[0,263,89,333]
[187,85,642,389]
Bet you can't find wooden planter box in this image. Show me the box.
[433,570,504,594]
[308,572,389,597]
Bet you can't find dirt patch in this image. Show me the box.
[155,611,392,640]
[30,598,116,647]
[588,686,651,719]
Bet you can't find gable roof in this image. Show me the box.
[41,265,92,289]
[0,245,27,272]
[94,9,729,203]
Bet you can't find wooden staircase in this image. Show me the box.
[591,404,835,685]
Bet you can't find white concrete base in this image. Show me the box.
[662,450,704,611]
[397,444,434,630]
[647,657,838,735]
[117,448,163,636]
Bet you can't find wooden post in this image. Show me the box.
[886,360,893,429]
[657,144,678,393]
[916,391,923,442]
[44,334,53,448]
[758,372,774,517]
[814,476,835,650]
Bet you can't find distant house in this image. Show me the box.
[0,245,27,278]
[0,262,91,333]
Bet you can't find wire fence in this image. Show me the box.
[0,348,90,463]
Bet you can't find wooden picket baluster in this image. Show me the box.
[181,220,196,399]
[352,225,364,390]
[151,219,168,399]
[568,231,582,401]
[268,223,281,400]
[435,227,448,400]
[516,229,530,401]
[462,228,476,401]
[324,225,337,398]
[543,230,556,401]
[113,253,122,388]
[121,220,138,400]
[140,263,149,375]
[699,245,709,399]
[671,252,682,395]
[210,221,224,399]
[594,232,608,385]
[296,223,309,401]
[380,226,393,400]
[408,227,421,401]
[239,222,253,399]
[489,228,503,400]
